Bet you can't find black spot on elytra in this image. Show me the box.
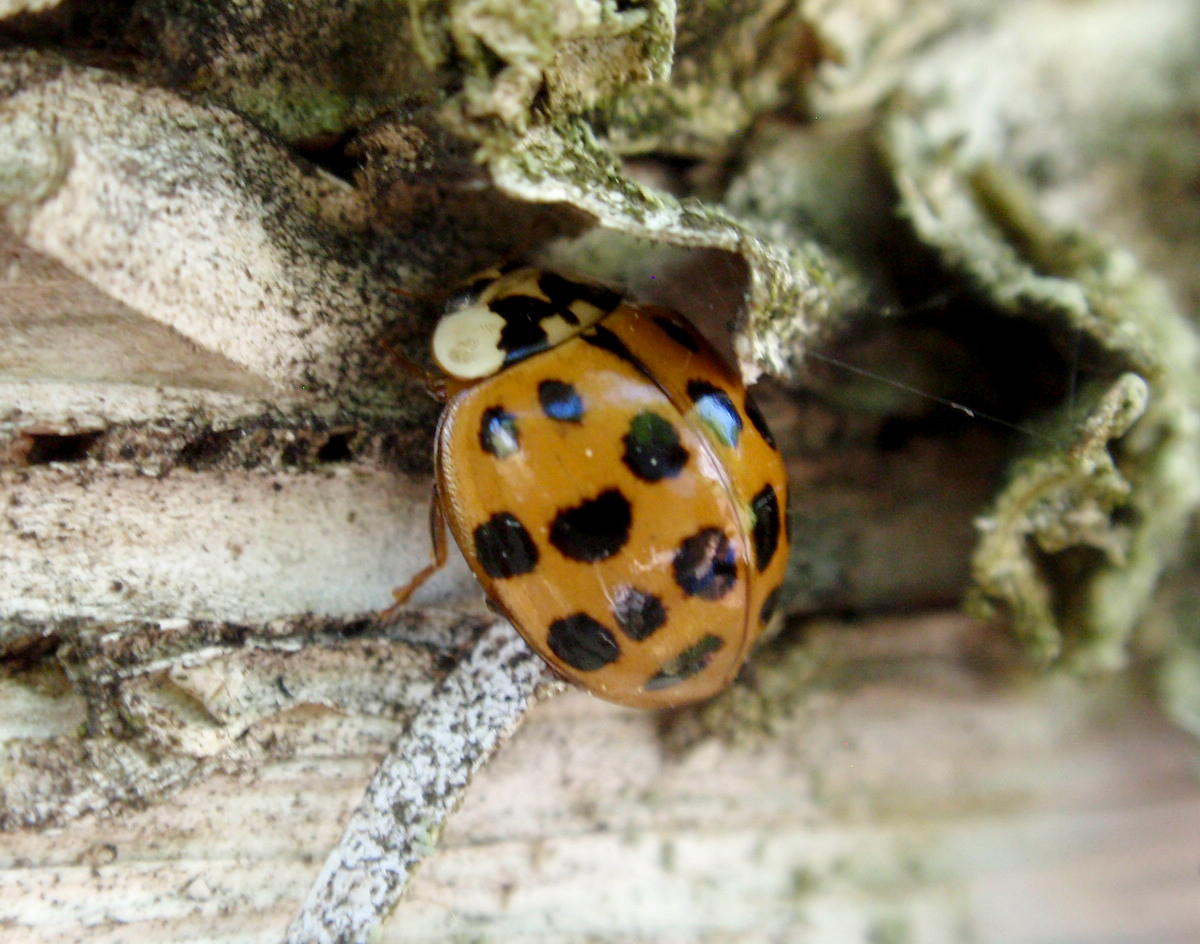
[673,527,738,600]
[622,411,688,482]
[547,613,620,671]
[538,380,584,423]
[653,314,700,352]
[645,634,724,690]
[612,586,667,641]
[744,393,777,449]
[549,489,632,562]
[750,484,781,572]
[760,585,782,626]
[479,407,519,458]
[473,512,538,578]
[538,271,623,314]
[688,380,742,448]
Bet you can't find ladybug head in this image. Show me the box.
[431,269,511,380]
[432,266,621,381]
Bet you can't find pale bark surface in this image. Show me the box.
[4,615,1200,943]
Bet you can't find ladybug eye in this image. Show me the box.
[443,287,479,314]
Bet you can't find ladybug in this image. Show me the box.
[391,263,790,708]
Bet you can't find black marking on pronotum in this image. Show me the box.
[473,512,539,578]
[479,406,520,457]
[688,379,742,448]
[489,294,577,362]
[750,483,781,572]
[484,272,623,368]
[652,314,700,352]
[549,488,632,563]
[538,379,585,423]
[673,527,738,600]
[644,634,724,690]
[538,271,623,314]
[622,411,688,482]
[547,612,620,671]
[447,266,514,310]
[611,586,667,641]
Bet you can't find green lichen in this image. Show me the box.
[968,374,1147,662]
[885,106,1200,675]
[1160,580,1200,739]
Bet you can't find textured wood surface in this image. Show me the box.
[3,614,1199,943]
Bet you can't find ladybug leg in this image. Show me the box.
[379,484,449,621]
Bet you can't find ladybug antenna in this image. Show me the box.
[388,285,447,305]
[379,336,449,402]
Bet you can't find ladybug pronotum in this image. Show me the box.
[393,264,790,708]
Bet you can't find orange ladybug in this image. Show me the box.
[393,264,790,708]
